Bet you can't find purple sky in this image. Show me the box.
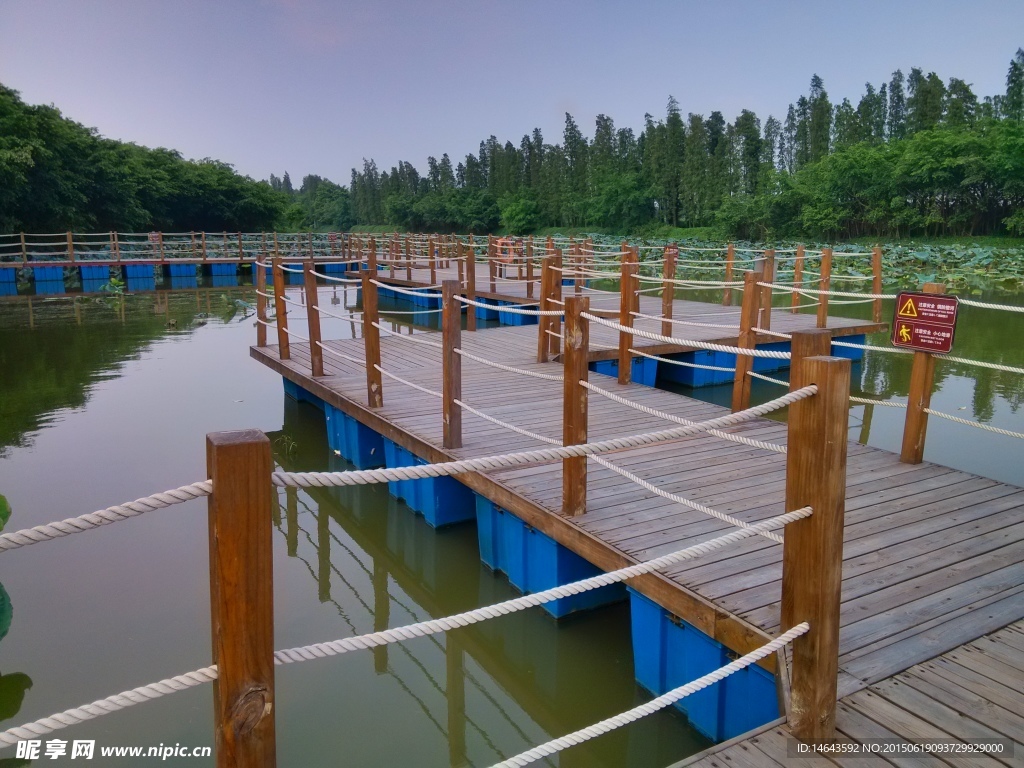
[2,0,1021,185]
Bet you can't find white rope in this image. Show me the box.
[310,270,361,284]
[923,409,1024,439]
[849,396,906,408]
[456,295,562,316]
[631,312,734,330]
[491,622,809,767]
[581,380,787,454]
[316,341,364,366]
[316,305,364,323]
[638,274,744,287]
[831,340,913,355]
[281,326,309,341]
[371,322,443,349]
[456,348,564,381]
[278,293,305,308]
[0,481,213,551]
[756,281,895,299]
[254,289,274,300]
[369,279,442,299]
[455,399,561,444]
[0,509,809,748]
[940,355,1024,376]
[374,364,442,399]
[273,387,815,489]
[752,327,792,339]
[254,317,276,328]
[379,307,444,315]
[278,265,304,274]
[959,298,1024,313]
[582,313,792,360]
[747,371,789,387]
[588,454,784,541]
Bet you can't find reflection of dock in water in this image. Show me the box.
[268,398,702,766]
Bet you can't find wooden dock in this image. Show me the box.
[251,268,1023,761]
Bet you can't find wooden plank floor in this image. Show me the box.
[253,315,1024,695]
[679,621,1024,768]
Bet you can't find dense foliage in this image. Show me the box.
[0,85,286,233]
[349,50,1024,240]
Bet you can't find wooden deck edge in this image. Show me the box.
[666,717,788,768]
[251,344,779,671]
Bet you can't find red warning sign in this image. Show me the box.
[891,291,959,354]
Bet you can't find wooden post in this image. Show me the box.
[549,249,563,356]
[238,233,245,262]
[206,430,276,768]
[780,354,850,743]
[789,330,833,385]
[303,262,324,377]
[662,244,676,337]
[487,235,497,292]
[272,259,290,360]
[563,295,590,516]
[456,241,465,286]
[791,244,805,313]
[361,270,383,407]
[816,248,832,328]
[759,249,775,331]
[900,282,945,464]
[465,239,477,332]
[157,231,165,262]
[537,255,554,363]
[272,232,280,261]
[617,250,638,384]
[200,231,207,260]
[428,236,437,285]
[20,232,27,265]
[871,246,883,323]
[723,243,736,305]
[367,237,378,272]
[66,231,75,262]
[404,235,412,281]
[446,636,466,768]
[731,270,762,412]
[526,236,534,299]
[442,280,462,450]
[256,255,268,347]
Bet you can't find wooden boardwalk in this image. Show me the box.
[252,292,1023,759]
[678,620,1024,767]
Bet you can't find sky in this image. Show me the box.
[2,0,1021,185]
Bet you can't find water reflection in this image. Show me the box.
[269,397,707,767]
[0,504,33,768]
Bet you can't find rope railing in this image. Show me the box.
[582,313,792,360]
[630,348,736,374]
[455,348,565,381]
[756,281,896,300]
[368,279,443,299]
[491,622,810,768]
[849,395,907,408]
[273,387,815,489]
[923,408,1024,439]
[374,363,443,398]
[315,341,365,366]
[370,322,443,348]
[0,481,213,551]
[455,295,559,316]
[582,380,787,454]
[0,509,810,748]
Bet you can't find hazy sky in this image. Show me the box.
[2,0,1021,185]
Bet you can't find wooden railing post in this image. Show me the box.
[20,232,27,264]
[731,270,762,412]
[442,280,462,449]
[429,235,437,285]
[526,236,535,299]
[759,249,775,331]
[617,250,638,384]
[272,258,290,360]
[537,255,554,363]
[549,249,563,357]
[465,239,478,332]
[816,247,832,328]
[206,429,276,768]
[871,246,883,323]
[361,270,383,407]
[488,234,497,292]
[303,262,324,377]
[791,244,805,313]
[66,231,74,262]
[662,244,677,337]
[256,255,268,347]
[789,330,833,385]
[900,282,945,464]
[563,295,590,516]
[723,243,736,305]
[781,354,850,743]
[367,236,378,272]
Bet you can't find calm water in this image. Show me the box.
[0,282,705,767]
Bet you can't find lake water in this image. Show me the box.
[0,282,707,767]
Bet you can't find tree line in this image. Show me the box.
[0,84,285,233]
[348,50,1024,240]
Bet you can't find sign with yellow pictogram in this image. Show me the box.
[891,291,959,354]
